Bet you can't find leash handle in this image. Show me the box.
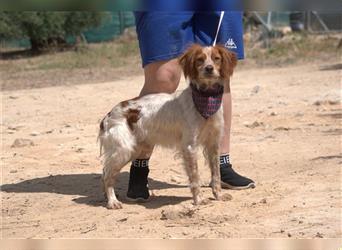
[212,11,225,46]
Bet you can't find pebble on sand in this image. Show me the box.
[11,138,35,148]
[244,121,264,128]
[30,131,40,136]
[161,206,198,220]
[251,85,260,95]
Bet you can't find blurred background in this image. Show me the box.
[0,11,341,90]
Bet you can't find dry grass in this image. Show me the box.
[0,40,142,90]
[243,33,341,66]
[0,33,341,90]
[0,40,140,72]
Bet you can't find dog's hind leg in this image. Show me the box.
[102,151,132,209]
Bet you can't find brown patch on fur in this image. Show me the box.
[100,118,105,131]
[120,100,129,108]
[120,96,140,108]
[178,44,203,79]
[124,108,141,130]
[213,45,237,79]
[99,111,111,131]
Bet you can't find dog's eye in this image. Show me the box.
[214,56,221,61]
[196,58,205,64]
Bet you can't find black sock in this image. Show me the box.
[128,159,150,199]
[220,154,230,167]
[132,158,150,168]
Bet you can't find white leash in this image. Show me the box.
[212,11,225,46]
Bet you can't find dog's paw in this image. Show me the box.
[107,200,123,209]
[199,198,211,205]
[215,193,232,201]
[193,197,211,206]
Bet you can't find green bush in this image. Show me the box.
[0,11,107,51]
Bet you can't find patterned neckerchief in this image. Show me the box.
[190,83,224,119]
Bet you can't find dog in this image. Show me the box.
[98,44,237,209]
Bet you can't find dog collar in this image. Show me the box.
[190,83,224,119]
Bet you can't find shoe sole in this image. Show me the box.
[125,196,151,203]
[221,181,256,190]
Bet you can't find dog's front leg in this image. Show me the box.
[203,137,221,200]
[205,143,221,200]
[181,144,203,205]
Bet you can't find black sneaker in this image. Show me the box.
[220,163,255,190]
[126,165,150,202]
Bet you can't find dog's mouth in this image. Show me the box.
[192,83,224,96]
[197,82,223,92]
[202,72,219,79]
[204,71,214,77]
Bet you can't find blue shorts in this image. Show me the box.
[134,11,244,67]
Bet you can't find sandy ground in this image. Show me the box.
[1,61,341,238]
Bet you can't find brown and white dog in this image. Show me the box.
[98,44,237,209]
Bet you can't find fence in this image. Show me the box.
[2,11,341,49]
[1,11,136,49]
[83,11,135,43]
[247,11,342,33]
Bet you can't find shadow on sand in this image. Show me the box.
[1,172,191,209]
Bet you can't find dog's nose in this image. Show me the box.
[205,65,214,73]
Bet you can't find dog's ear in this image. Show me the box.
[214,45,237,79]
[179,44,202,79]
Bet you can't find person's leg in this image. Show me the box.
[219,80,255,189]
[128,11,195,201]
[138,58,182,158]
[140,59,182,96]
[126,59,182,201]
[220,82,232,155]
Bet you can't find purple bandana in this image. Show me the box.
[190,83,224,119]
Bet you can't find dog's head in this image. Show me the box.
[179,44,237,90]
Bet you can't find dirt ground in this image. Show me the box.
[1,59,341,238]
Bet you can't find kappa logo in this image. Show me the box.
[225,38,237,49]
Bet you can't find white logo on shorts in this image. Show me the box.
[225,38,237,49]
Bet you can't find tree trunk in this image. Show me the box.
[30,38,45,52]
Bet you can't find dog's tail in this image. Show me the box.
[97,114,136,163]
[97,115,107,157]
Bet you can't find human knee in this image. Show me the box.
[154,70,180,93]
[143,60,181,94]
[155,80,179,94]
